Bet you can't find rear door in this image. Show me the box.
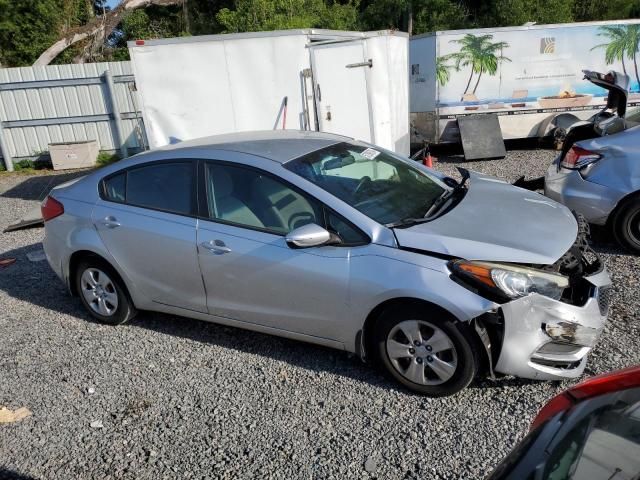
[310,40,374,142]
[93,160,207,313]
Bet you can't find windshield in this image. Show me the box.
[286,142,446,225]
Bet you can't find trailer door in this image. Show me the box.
[310,40,374,143]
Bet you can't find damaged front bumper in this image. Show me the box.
[494,268,611,380]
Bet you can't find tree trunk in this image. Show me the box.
[34,0,184,66]
[634,52,640,92]
[622,56,627,75]
[462,69,474,98]
[472,68,483,94]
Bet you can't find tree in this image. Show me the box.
[0,0,70,67]
[33,0,185,66]
[446,33,510,97]
[573,0,640,22]
[592,25,630,75]
[216,0,359,33]
[464,0,573,27]
[359,0,467,34]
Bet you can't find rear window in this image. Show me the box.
[103,172,125,203]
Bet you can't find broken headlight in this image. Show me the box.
[450,260,569,301]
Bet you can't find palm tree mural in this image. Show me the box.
[435,56,453,87]
[592,25,629,76]
[593,25,640,92]
[446,34,510,100]
[625,24,640,92]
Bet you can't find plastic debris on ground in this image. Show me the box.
[0,406,32,424]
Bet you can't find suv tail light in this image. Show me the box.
[530,365,640,431]
[561,145,601,170]
[41,195,64,222]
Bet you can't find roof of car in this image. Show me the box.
[155,130,352,163]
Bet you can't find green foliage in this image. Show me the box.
[1,0,640,67]
[14,159,37,171]
[96,151,121,166]
[216,0,359,32]
[110,6,188,60]
[470,0,574,28]
[573,0,640,22]
[360,0,466,34]
[0,0,105,66]
[0,0,62,66]
[413,0,467,33]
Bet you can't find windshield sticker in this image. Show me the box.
[360,148,381,160]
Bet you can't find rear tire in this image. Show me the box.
[612,195,640,254]
[75,259,136,325]
[371,306,478,397]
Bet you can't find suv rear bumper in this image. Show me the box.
[544,161,617,226]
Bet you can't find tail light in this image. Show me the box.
[530,365,640,431]
[41,195,64,222]
[561,146,601,170]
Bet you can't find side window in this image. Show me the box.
[103,172,125,202]
[326,210,369,246]
[205,163,321,235]
[126,162,194,215]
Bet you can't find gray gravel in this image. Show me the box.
[1,153,639,480]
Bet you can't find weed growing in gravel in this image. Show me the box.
[97,152,121,167]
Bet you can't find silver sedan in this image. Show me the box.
[42,131,611,396]
[545,124,640,254]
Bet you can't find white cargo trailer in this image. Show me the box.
[128,29,409,155]
[410,19,640,145]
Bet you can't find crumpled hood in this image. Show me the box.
[394,172,578,264]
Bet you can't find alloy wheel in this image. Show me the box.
[386,319,458,386]
[80,268,119,317]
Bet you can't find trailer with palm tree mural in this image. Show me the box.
[410,19,640,146]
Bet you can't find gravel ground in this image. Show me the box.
[1,152,639,480]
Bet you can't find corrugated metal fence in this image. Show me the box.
[0,61,147,171]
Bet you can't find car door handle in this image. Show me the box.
[200,241,231,255]
[101,216,121,229]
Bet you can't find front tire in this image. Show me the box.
[612,195,640,254]
[371,306,478,397]
[75,259,136,325]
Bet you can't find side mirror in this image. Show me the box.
[286,223,337,248]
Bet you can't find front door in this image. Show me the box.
[196,161,351,340]
[310,40,374,143]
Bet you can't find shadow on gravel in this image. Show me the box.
[0,468,38,480]
[0,242,402,393]
[1,170,90,201]
[0,238,630,396]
